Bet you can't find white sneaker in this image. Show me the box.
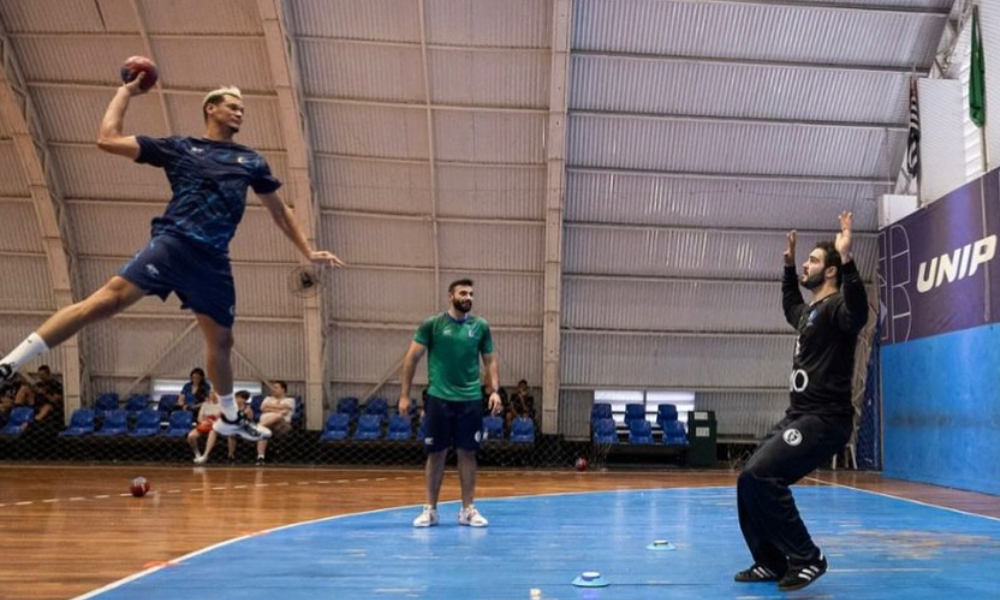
[458,504,488,527]
[413,505,439,527]
[213,414,272,441]
[193,453,207,465]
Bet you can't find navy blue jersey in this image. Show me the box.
[135,136,281,253]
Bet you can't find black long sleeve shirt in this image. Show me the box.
[782,260,869,418]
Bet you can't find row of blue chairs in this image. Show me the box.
[54,408,195,438]
[335,396,417,423]
[0,406,36,436]
[591,403,681,430]
[592,417,688,446]
[94,392,304,425]
[320,414,536,443]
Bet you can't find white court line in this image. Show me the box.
[805,477,1000,524]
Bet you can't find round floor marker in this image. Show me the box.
[646,539,676,550]
[572,571,609,587]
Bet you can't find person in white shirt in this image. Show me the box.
[188,390,222,461]
[254,380,295,465]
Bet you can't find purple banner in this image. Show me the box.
[879,168,1000,345]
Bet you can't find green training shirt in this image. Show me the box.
[414,312,494,401]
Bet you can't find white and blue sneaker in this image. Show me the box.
[413,505,439,527]
[213,413,271,441]
[458,504,488,527]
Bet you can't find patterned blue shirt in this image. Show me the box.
[135,136,282,253]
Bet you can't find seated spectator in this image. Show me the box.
[0,373,23,424]
[254,380,295,465]
[180,367,210,414]
[17,365,64,429]
[506,379,535,432]
[188,390,222,462]
[196,390,256,464]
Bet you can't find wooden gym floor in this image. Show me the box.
[1,465,998,600]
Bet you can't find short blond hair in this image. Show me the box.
[202,86,242,121]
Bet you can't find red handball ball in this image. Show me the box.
[130,476,150,497]
[120,56,158,90]
[574,457,589,472]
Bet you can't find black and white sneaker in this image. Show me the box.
[777,552,827,592]
[734,563,785,583]
[213,413,272,441]
[0,363,13,383]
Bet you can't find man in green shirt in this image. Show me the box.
[399,279,502,527]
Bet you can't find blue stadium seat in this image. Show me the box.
[319,413,350,441]
[94,393,120,412]
[624,403,646,427]
[0,406,34,436]
[95,409,129,437]
[656,403,679,429]
[336,397,360,421]
[482,415,504,441]
[59,408,96,437]
[662,420,689,446]
[628,419,653,445]
[125,394,151,413]
[164,411,193,437]
[592,417,618,444]
[292,396,304,427]
[591,403,612,421]
[510,417,535,444]
[129,409,161,437]
[353,414,382,441]
[363,397,389,424]
[157,394,179,420]
[250,394,265,421]
[386,415,413,441]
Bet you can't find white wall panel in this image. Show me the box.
[564,225,879,280]
[0,255,56,311]
[439,222,544,272]
[66,202,161,256]
[165,94,285,152]
[140,0,263,35]
[54,146,171,201]
[328,327,417,382]
[34,87,170,143]
[0,0,134,33]
[149,38,273,92]
[568,114,905,178]
[562,278,787,333]
[230,322,306,381]
[487,330,543,385]
[433,111,546,164]
[561,332,793,388]
[440,270,544,328]
[425,0,551,48]
[566,171,882,230]
[571,55,910,124]
[428,49,549,108]
[0,201,44,252]
[298,40,424,101]
[321,214,434,268]
[229,208,301,263]
[308,103,428,159]
[232,265,307,319]
[315,156,431,214]
[82,317,195,374]
[572,0,944,68]
[0,143,30,196]
[695,390,789,437]
[289,0,420,41]
[437,165,546,220]
[12,36,146,84]
[559,389,594,439]
[326,268,437,324]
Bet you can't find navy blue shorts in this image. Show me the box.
[119,235,235,328]
[423,395,484,453]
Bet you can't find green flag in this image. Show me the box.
[970,5,986,128]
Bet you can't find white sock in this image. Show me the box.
[1,332,50,372]
[219,393,237,420]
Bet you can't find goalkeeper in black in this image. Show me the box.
[734,211,869,592]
